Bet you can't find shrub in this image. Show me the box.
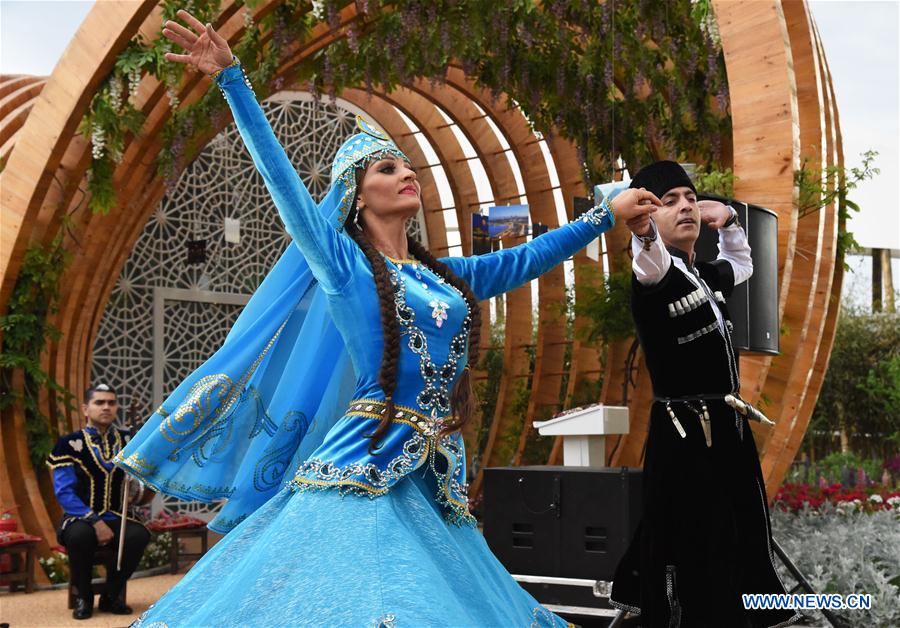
[38,549,70,585]
[137,532,174,571]
[771,504,900,626]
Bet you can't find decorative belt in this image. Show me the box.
[652,392,775,448]
[345,398,454,434]
[653,393,732,404]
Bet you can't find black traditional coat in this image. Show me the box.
[609,249,799,628]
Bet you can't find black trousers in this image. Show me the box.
[61,518,150,602]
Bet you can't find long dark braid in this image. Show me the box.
[406,238,482,435]
[345,211,402,453]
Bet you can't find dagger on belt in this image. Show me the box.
[724,394,776,426]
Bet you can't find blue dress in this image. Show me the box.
[127,63,615,627]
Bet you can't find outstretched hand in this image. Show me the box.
[162,9,233,75]
[611,187,660,236]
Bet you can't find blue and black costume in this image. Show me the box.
[48,426,149,609]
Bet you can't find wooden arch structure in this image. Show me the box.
[1,0,843,563]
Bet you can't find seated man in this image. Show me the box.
[47,384,154,620]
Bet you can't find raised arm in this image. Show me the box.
[440,189,660,301]
[631,202,752,292]
[715,212,753,286]
[163,11,356,293]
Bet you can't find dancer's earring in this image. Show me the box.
[353,204,363,230]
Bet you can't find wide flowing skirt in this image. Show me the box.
[134,471,566,627]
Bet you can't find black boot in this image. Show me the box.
[73,597,93,620]
[98,594,133,615]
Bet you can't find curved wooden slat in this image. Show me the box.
[758,0,829,481]
[768,12,845,495]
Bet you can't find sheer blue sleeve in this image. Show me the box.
[52,466,93,518]
[215,63,356,294]
[439,202,614,301]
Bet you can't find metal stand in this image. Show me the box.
[608,609,627,627]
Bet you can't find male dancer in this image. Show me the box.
[609,161,798,627]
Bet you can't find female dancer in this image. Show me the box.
[118,9,659,626]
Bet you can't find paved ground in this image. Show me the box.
[0,573,182,627]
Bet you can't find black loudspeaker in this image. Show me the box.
[482,466,642,581]
[696,195,779,355]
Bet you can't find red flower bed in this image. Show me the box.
[774,482,900,514]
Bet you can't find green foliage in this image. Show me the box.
[815,452,885,485]
[808,308,900,460]
[795,150,879,266]
[0,232,75,467]
[690,0,720,49]
[38,549,71,584]
[866,356,900,450]
[79,39,149,213]
[572,265,635,350]
[81,0,221,207]
[771,507,900,627]
[494,380,529,465]
[556,282,604,408]
[137,532,175,571]
[470,324,504,475]
[79,0,731,232]
[311,0,730,181]
[692,165,735,197]
[85,156,116,215]
[520,404,555,465]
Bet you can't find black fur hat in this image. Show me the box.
[629,160,696,199]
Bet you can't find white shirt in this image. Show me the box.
[631,212,753,333]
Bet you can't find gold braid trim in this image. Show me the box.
[344,398,454,434]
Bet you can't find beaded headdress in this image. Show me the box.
[331,116,409,228]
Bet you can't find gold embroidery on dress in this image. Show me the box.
[158,318,289,445]
[290,400,475,525]
[116,452,158,476]
[159,374,235,444]
[47,452,98,512]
